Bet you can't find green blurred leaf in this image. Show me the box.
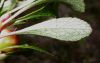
[60,0,85,12]
[0,54,7,60]
[1,0,17,13]
[51,0,85,12]
[0,0,5,12]
[14,6,55,25]
[1,44,53,56]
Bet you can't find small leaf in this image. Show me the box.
[0,0,5,12]
[1,44,53,56]
[61,0,85,12]
[2,0,17,12]
[51,0,85,12]
[0,17,92,41]
[14,6,54,25]
[0,54,7,60]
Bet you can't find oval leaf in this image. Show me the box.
[50,0,85,12]
[0,17,92,41]
[60,0,85,12]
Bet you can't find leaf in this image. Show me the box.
[1,44,53,56]
[0,17,92,41]
[61,0,85,12]
[0,54,7,60]
[51,0,85,12]
[0,0,5,12]
[14,6,55,25]
[1,0,17,12]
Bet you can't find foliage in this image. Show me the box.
[0,0,92,61]
[2,17,92,41]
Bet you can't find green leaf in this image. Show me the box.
[1,0,17,12]
[0,17,92,41]
[14,6,55,25]
[0,54,7,60]
[0,0,5,12]
[51,0,85,12]
[1,44,53,56]
[61,0,85,12]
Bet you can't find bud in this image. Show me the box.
[0,29,18,52]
